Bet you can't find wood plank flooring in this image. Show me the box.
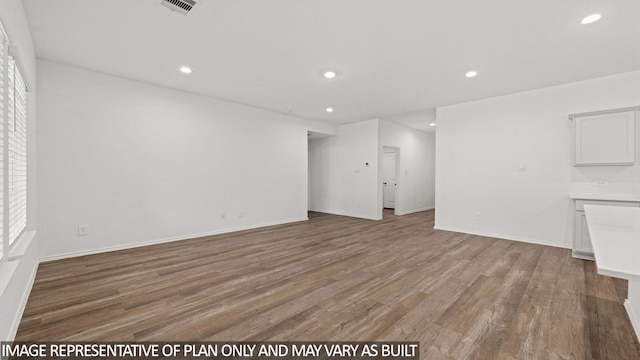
[16,210,640,359]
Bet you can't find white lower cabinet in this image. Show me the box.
[574,211,592,256]
[572,199,640,260]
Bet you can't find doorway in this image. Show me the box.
[382,146,399,216]
[307,130,334,215]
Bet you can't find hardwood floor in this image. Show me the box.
[16,210,640,359]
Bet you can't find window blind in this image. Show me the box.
[8,56,26,247]
[0,21,28,264]
[0,38,5,260]
[0,24,27,262]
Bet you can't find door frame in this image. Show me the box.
[381,146,400,217]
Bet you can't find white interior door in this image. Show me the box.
[383,152,397,209]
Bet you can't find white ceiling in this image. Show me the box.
[22,0,640,131]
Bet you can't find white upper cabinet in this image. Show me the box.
[571,109,637,166]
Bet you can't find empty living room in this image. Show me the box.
[1,0,640,359]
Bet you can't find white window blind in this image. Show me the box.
[8,55,26,246]
[0,37,5,261]
[0,20,28,263]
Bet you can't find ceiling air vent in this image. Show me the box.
[160,0,196,15]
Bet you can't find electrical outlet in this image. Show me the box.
[238,209,244,218]
[518,163,526,172]
[78,225,89,236]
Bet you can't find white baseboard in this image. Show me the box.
[433,225,570,249]
[41,217,309,262]
[395,207,435,216]
[309,209,380,221]
[625,299,640,343]
[571,251,595,261]
[311,207,434,220]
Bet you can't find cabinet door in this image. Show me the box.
[574,211,593,253]
[574,111,636,166]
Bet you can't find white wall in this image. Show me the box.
[379,120,435,216]
[0,0,39,341]
[308,119,380,220]
[37,60,335,260]
[435,71,640,248]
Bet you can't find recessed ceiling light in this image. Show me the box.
[324,71,337,79]
[465,71,477,78]
[581,14,602,25]
[180,66,192,74]
[429,123,436,127]
[326,107,334,113]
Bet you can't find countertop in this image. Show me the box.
[570,193,640,202]
[583,204,640,282]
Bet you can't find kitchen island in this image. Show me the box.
[584,204,640,342]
